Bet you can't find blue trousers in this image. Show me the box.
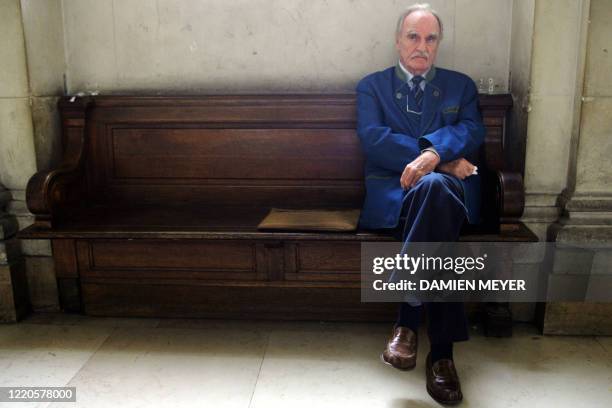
[392,172,470,345]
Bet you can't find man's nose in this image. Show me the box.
[416,38,427,51]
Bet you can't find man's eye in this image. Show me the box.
[408,34,419,41]
[426,36,438,43]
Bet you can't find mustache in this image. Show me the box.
[410,51,429,59]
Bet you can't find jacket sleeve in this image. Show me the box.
[356,81,421,174]
[417,78,485,163]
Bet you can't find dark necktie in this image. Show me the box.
[410,76,424,111]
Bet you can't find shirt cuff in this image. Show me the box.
[421,147,440,159]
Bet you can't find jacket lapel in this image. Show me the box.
[392,66,410,119]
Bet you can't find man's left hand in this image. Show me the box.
[400,151,440,190]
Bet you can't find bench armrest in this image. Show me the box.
[496,170,525,222]
[26,97,92,228]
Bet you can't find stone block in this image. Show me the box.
[0,99,37,190]
[510,243,546,264]
[0,214,19,240]
[31,97,63,171]
[583,0,612,97]
[16,214,35,232]
[0,237,22,264]
[21,239,52,257]
[530,0,582,96]
[521,221,550,242]
[0,260,30,323]
[0,0,29,97]
[62,0,125,93]
[544,222,612,334]
[7,196,29,217]
[0,283,17,322]
[0,185,11,209]
[19,0,65,96]
[0,263,11,284]
[9,189,26,202]
[543,302,612,335]
[455,0,512,91]
[556,225,612,245]
[552,246,594,275]
[523,95,574,192]
[591,250,612,275]
[574,98,612,194]
[509,0,534,93]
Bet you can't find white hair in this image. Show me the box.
[396,3,444,41]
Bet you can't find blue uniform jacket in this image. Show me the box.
[356,65,486,230]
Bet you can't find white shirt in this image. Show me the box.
[398,61,429,92]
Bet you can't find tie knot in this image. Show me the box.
[411,76,424,88]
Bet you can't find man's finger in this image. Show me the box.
[402,172,413,189]
[402,166,415,189]
[400,171,408,189]
[409,170,424,188]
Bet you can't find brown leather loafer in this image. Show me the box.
[426,353,463,405]
[381,326,417,370]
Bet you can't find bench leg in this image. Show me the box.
[483,302,513,337]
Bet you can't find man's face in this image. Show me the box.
[396,11,441,75]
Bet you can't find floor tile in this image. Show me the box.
[0,324,113,408]
[49,326,268,408]
[595,335,612,357]
[249,324,433,408]
[456,324,612,407]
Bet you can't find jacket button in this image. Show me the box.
[396,92,402,99]
[433,90,440,97]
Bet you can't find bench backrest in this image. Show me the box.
[60,94,514,215]
[82,95,363,208]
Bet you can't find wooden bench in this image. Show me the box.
[19,94,536,322]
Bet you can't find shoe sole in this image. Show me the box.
[379,353,416,371]
[426,384,463,405]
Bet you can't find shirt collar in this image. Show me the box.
[396,61,436,87]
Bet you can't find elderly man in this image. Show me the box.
[356,3,485,405]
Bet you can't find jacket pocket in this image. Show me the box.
[442,106,459,124]
[442,106,460,114]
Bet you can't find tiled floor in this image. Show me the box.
[0,313,611,408]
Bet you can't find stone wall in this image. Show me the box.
[0,0,64,320]
[541,0,612,335]
[0,184,28,322]
[61,0,514,94]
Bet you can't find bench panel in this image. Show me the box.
[111,128,363,180]
[284,242,361,282]
[76,239,264,281]
[80,282,395,321]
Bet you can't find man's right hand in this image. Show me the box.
[437,158,476,180]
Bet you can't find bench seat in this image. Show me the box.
[20,204,534,242]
